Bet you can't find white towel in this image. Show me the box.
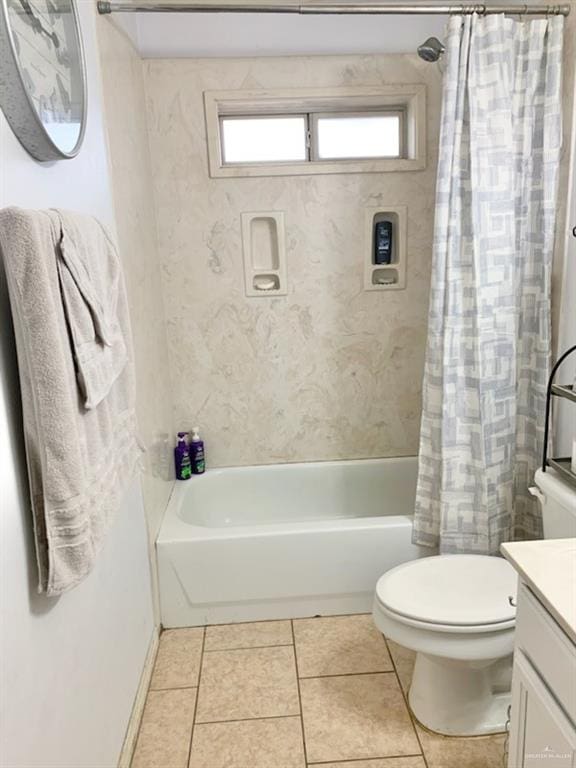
[0,207,141,595]
[54,209,128,409]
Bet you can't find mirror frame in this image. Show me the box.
[0,0,88,162]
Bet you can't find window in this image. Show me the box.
[220,110,403,166]
[220,116,308,163]
[313,113,402,160]
[205,86,426,178]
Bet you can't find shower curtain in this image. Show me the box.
[413,14,564,555]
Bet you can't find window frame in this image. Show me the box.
[204,85,426,178]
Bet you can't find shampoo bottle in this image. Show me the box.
[190,427,206,475]
[174,432,192,480]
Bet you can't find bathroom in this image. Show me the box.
[0,0,575,766]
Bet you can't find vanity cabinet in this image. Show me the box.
[507,583,576,767]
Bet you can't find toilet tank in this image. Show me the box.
[532,468,576,538]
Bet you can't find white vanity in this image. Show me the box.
[502,539,576,767]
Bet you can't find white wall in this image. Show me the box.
[556,71,576,457]
[129,13,447,57]
[114,0,562,59]
[553,10,576,458]
[0,4,154,767]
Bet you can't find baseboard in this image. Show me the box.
[117,627,160,768]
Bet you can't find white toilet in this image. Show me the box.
[373,467,576,737]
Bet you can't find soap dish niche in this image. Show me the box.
[364,206,407,291]
[241,212,287,297]
[253,274,280,292]
[372,268,399,287]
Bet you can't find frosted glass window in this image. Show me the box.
[316,114,401,160]
[221,116,307,163]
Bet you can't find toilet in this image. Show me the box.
[373,466,576,737]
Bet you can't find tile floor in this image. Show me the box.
[132,614,506,768]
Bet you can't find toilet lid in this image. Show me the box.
[375,555,517,627]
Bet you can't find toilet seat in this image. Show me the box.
[375,555,517,630]
[374,596,516,634]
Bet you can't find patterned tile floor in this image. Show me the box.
[131,614,506,768]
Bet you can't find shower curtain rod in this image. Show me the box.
[96,1,570,15]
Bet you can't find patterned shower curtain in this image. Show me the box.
[413,14,564,555]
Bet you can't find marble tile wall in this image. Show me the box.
[143,55,442,467]
[97,20,175,541]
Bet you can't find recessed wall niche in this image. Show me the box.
[364,205,407,291]
[241,211,287,297]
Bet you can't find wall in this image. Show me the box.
[552,8,576,354]
[118,0,562,59]
[129,13,447,58]
[0,5,154,766]
[96,19,175,552]
[556,10,576,456]
[144,54,441,467]
[557,153,576,456]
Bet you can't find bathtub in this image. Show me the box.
[156,456,428,628]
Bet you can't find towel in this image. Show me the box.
[0,207,141,595]
[54,209,128,409]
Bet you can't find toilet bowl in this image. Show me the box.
[372,554,517,736]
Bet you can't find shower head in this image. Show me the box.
[417,37,445,62]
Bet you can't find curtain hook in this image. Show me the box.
[511,3,526,20]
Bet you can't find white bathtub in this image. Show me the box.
[156,456,428,628]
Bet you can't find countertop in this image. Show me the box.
[501,538,576,645]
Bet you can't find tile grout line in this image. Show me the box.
[150,669,399,692]
[198,618,294,629]
[197,613,372,631]
[300,669,397,680]
[204,642,294,654]
[291,619,310,768]
[195,713,304,726]
[383,636,430,768]
[186,625,206,768]
[308,752,427,765]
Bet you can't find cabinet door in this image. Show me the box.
[508,650,576,767]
